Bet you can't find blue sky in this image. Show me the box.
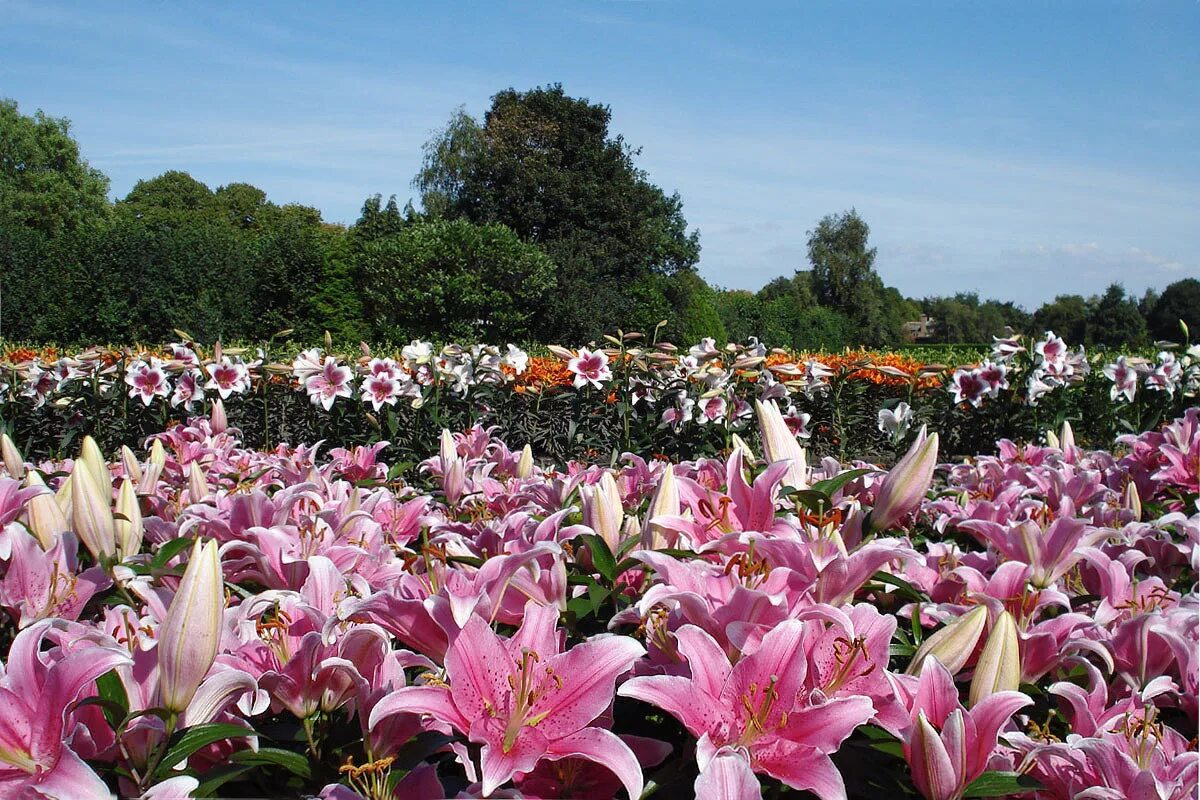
[3,1,1197,309]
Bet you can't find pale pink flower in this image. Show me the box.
[567,348,612,389]
[124,358,171,406]
[170,367,205,410]
[1103,355,1138,402]
[304,357,354,411]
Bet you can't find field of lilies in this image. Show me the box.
[2,331,1197,468]
[0,369,1196,798]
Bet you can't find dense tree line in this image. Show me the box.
[1,94,1194,348]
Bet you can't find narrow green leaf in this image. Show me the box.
[810,468,875,497]
[192,764,254,797]
[151,537,194,570]
[95,669,129,731]
[228,747,311,778]
[963,771,1040,797]
[579,533,618,582]
[155,723,255,780]
[869,571,931,603]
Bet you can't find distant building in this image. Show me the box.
[902,315,935,342]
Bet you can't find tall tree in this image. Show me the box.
[806,209,896,345]
[0,98,110,236]
[1032,294,1089,343]
[414,84,700,340]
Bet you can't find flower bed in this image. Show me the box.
[2,333,1196,465]
[0,401,1195,798]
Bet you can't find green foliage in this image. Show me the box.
[806,209,900,345]
[1087,283,1148,348]
[923,293,1030,343]
[414,84,701,340]
[1032,294,1089,343]
[667,270,727,344]
[0,98,110,236]
[1148,278,1200,342]
[358,219,557,342]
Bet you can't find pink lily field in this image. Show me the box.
[0,380,1196,798]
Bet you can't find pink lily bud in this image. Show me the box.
[138,439,167,495]
[969,611,1021,707]
[642,464,680,550]
[120,445,142,484]
[907,605,988,676]
[582,471,624,553]
[210,398,228,434]
[1,432,25,478]
[79,435,111,497]
[443,456,466,505]
[439,429,457,466]
[871,430,939,532]
[187,461,210,503]
[23,471,67,549]
[516,444,534,479]
[159,538,223,713]
[1123,481,1142,521]
[755,399,808,488]
[908,710,960,800]
[114,478,144,559]
[70,454,116,561]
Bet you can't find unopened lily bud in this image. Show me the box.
[158,539,223,713]
[582,471,624,554]
[443,456,465,505]
[1123,482,1142,521]
[114,478,144,559]
[120,445,142,484]
[871,431,939,532]
[439,429,457,466]
[730,433,758,466]
[55,472,73,516]
[1059,420,1075,453]
[906,710,958,800]
[24,471,67,549]
[210,398,228,434]
[187,461,209,503]
[969,611,1021,707]
[139,440,167,494]
[1045,429,1059,449]
[907,605,989,676]
[70,459,116,561]
[755,399,807,489]
[1,433,25,478]
[79,436,111,497]
[643,465,680,550]
[516,444,534,479]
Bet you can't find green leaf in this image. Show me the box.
[95,669,129,731]
[810,468,875,497]
[192,764,254,797]
[869,571,931,603]
[579,533,618,582]
[228,747,311,779]
[963,771,1040,797]
[154,723,255,780]
[151,537,194,570]
[653,548,700,560]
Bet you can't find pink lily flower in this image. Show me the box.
[304,357,354,411]
[900,657,1031,800]
[370,601,646,798]
[125,358,171,406]
[0,528,110,627]
[0,620,131,799]
[950,369,988,407]
[871,429,939,532]
[620,620,875,800]
[567,348,612,389]
[205,356,251,399]
[958,516,1109,588]
[170,367,205,410]
[1104,355,1139,403]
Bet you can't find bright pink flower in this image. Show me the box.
[1103,355,1139,403]
[900,657,1031,800]
[620,620,875,800]
[567,348,612,389]
[360,373,401,411]
[170,367,205,410]
[950,369,988,407]
[370,602,646,798]
[0,621,131,799]
[205,357,251,399]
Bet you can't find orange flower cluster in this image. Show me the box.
[512,357,574,393]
